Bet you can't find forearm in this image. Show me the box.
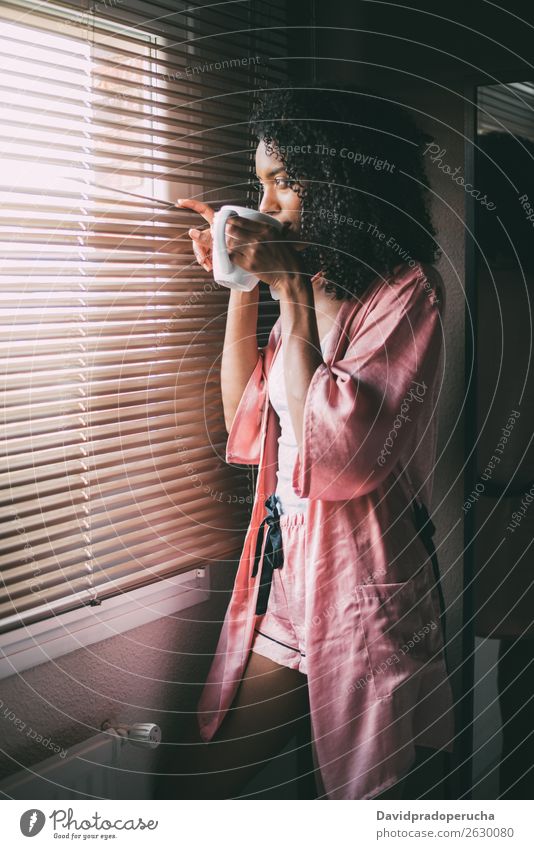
[220,287,261,432]
[278,275,324,455]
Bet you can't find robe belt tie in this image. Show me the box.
[250,494,448,659]
[410,496,453,798]
[411,498,448,654]
[251,494,284,615]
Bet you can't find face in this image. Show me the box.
[255,140,304,248]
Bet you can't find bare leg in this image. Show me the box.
[157,650,314,799]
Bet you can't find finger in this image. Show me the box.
[198,228,213,244]
[191,239,205,260]
[225,216,274,233]
[228,248,247,262]
[192,240,212,268]
[190,230,212,259]
[224,222,267,251]
[196,243,212,270]
[224,220,261,240]
[176,198,215,224]
[189,227,212,247]
[190,235,204,254]
[224,232,250,253]
[193,245,210,266]
[196,255,212,272]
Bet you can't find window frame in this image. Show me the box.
[0,566,208,679]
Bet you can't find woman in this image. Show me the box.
[173,84,454,800]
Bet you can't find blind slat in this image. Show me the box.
[0,0,285,632]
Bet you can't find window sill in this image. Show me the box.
[0,568,209,681]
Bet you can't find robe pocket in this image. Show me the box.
[355,569,442,701]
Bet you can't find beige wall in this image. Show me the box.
[0,564,236,786]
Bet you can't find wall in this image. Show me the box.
[0,563,236,789]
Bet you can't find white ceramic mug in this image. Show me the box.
[212,204,284,300]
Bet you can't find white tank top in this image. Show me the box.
[267,330,333,514]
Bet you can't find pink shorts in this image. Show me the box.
[250,510,308,675]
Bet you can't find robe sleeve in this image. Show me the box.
[224,349,267,465]
[292,269,444,500]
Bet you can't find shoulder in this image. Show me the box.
[340,262,444,347]
[379,262,443,304]
[360,261,443,318]
[417,263,445,312]
[265,262,444,347]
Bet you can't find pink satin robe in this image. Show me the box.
[197,261,455,799]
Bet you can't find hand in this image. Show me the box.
[223,215,304,295]
[176,198,214,272]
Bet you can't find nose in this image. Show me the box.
[258,181,281,216]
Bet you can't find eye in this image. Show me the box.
[274,176,295,189]
[252,177,297,193]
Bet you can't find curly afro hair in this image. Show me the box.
[247,79,441,301]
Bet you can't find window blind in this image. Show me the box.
[0,0,286,634]
[477,82,534,143]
